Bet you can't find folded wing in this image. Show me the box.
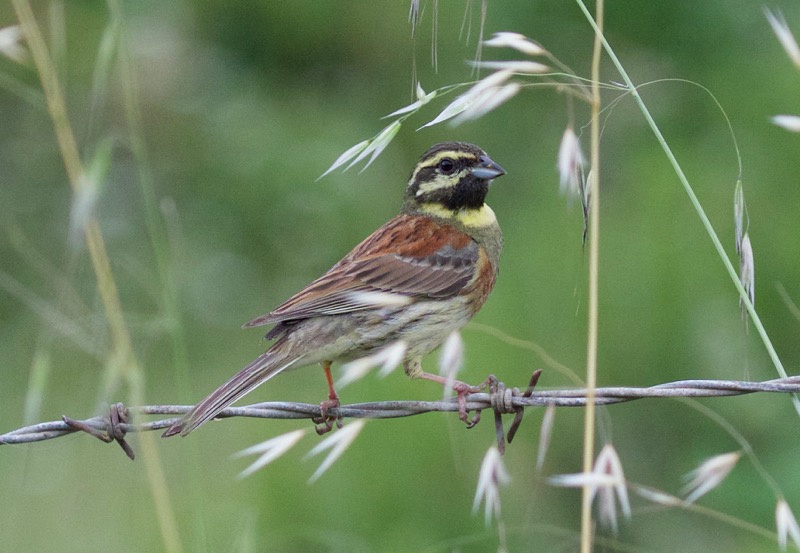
[244,214,481,328]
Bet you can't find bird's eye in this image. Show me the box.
[438,158,456,174]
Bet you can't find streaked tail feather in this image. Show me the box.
[162,350,301,437]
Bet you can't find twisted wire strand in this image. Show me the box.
[2,376,799,448]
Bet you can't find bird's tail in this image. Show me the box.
[162,350,302,437]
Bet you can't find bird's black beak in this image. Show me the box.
[471,155,506,180]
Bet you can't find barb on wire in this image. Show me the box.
[62,402,135,460]
[2,374,800,460]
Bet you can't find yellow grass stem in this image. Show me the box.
[12,2,183,551]
[581,0,604,550]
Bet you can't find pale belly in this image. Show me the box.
[274,297,475,371]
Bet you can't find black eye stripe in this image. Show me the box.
[413,166,437,184]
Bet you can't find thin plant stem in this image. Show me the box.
[11,2,184,552]
[108,0,190,395]
[581,0,604,551]
[106,1,209,547]
[574,0,798,416]
[12,0,131,400]
[677,398,783,498]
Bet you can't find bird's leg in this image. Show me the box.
[417,371,489,427]
[313,360,342,435]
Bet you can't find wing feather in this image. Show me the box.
[243,214,482,328]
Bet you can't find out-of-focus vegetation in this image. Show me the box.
[2,1,800,551]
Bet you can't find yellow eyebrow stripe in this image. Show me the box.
[420,150,475,168]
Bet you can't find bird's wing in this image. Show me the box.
[243,214,484,328]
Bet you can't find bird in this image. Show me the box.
[162,142,505,437]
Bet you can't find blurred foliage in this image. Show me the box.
[2,1,800,552]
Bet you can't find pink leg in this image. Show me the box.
[313,361,342,435]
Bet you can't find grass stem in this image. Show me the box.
[580,0,604,550]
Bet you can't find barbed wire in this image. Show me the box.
[2,374,799,460]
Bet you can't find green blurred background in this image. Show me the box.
[2,1,800,551]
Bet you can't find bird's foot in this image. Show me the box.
[418,372,490,428]
[313,361,343,435]
[451,379,487,428]
[312,397,343,435]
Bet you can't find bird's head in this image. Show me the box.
[403,142,505,228]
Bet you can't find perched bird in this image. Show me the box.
[163,142,505,437]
